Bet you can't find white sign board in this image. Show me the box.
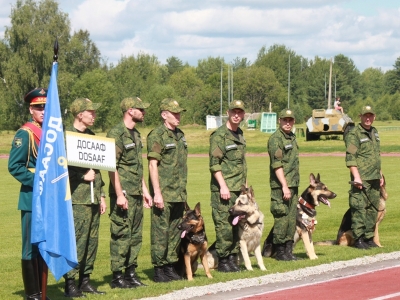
[65,131,116,171]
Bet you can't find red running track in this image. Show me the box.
[242,266,400,300]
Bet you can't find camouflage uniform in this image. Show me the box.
[209,123,247,258]
[268,127,299,245]
[147,124,188,266]
[345,123,381,240]
[107,121,145,271]
[64,125,105,279]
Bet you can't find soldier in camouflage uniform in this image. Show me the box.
[147,98,187,282]
[268,108,299,261]
[107,97,153,288]
[64,98,106,298]
[345,105,383,250]
[8,88,49,300]
[209,100,247,272]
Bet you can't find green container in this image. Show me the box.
[248,119,257,129]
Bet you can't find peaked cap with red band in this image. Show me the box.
[24,88,48,105]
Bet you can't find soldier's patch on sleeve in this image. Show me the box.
[151,142,162,154]
[212,147,223,159]
[274,149,283,159]
[13,137,22,148]
[347,144,358,155]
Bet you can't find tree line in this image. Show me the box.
[1,0,400,132]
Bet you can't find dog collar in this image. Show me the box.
[298,197,315,210]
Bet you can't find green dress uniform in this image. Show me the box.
[107,121,145,271]
[8,120,41,259]
[345,123,381,240]
[209,124,247,258]
[64,125,105,280]
[147,124,188,267]
[267,127,299,245]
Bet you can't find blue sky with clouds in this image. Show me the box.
[1,0,400,71]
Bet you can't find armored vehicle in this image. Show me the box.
[305,109,354,141]
[305,59,354,141]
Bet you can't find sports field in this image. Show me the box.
[0,124,399,300]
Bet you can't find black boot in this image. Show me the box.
[275,244,290,261]
[153,266,171,283]
[125,265,146,287]
[285,241,299,261]
[228,254,240,272]
[365,237,379,248]
[111,271,133,289]
[21,259,41,300]
[163,264,182,281]
[64,278,86,298]
[217,256,232,272]
[79,274,106,294]
[354,237,370,249]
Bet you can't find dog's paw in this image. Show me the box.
[309,255,318,260]
[260,265,267,271]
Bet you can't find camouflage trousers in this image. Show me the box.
[211,191,240,258]
[65,204,100,279]
[270,187,298,245]
[109,194,143,272]
[349,179,380,240]
[151,202,185,267]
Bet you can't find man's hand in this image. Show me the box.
[116,193,128,210]
[153,193,164,209]
[282,186,291,200]
[83,169,95,182]
[220,185,230,200]
[143,191,153,208]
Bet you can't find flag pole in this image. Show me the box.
[40,38,58,300]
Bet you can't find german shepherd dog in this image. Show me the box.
[262,173,336,260]
[318,176,388,247]
[206,186,266,271]
[176,202,213,280]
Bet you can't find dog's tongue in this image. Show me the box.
[181,230,186,238]
[327,200,331,208]
[232,216,240,226]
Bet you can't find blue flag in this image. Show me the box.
[31,62,78,281]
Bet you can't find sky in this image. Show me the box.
[1,0,400,72]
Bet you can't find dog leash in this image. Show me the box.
[349,181,385,212]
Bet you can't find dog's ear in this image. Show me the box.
[248,186,254,199]
[316,173,320,183]
[241,185,247,194]
[310,173,316,185]
[194,202,201,216]
[184,201,191,212]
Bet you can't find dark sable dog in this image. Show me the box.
[262,173,336,260]
[176,202,213,280]
[316,175,388,247]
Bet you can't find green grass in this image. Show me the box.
[1,155,399,299]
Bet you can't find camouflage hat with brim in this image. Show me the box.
[70,98,101,116]
[279,108,295,119]
[360,105,376,115]
[24,88,47,106]
[229,100,245,111]
[160,98,186,113]
[120,97,151,112]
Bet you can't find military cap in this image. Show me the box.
[70,98,101,116]
[279,108,295,119]
[160,98,186,113]
[228,100,245,111]
[120,97,150,112]
[24,88,47,106]
[360,105,375,115]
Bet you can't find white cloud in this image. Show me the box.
[1,0,400,71]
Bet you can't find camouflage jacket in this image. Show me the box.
[106,121,144,196]
[209,123,247,192]
[65,126,105,205]
[345,123,381,180]
[8,120,40,211]
[268,127,299,189]
[146,124,188,202]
